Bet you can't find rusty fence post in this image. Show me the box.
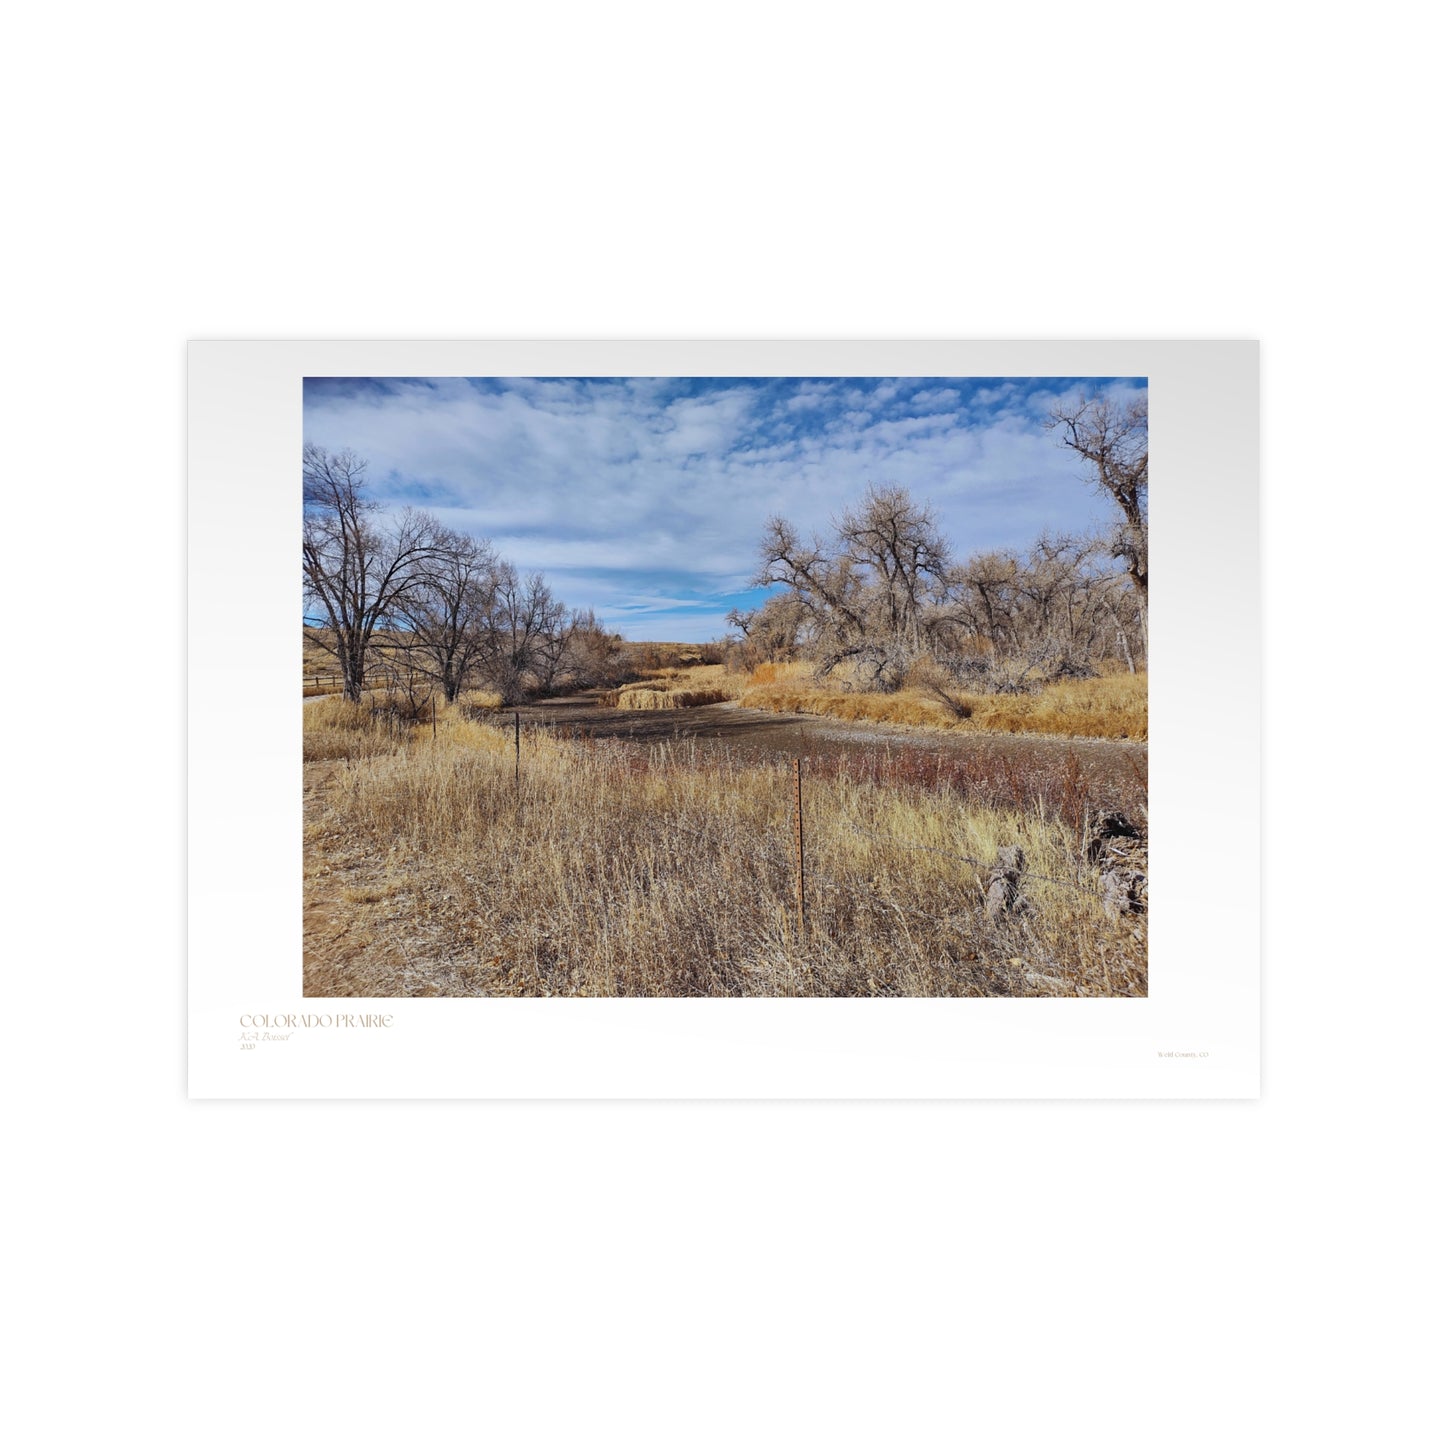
[514,710,521,790]
[794,756,806,934]
[431,693,437,741]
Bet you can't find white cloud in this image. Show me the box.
[910,387,960,408]
[303,376,1144,638]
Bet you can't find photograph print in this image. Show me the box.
[302,375,1148,999]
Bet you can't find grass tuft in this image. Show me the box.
[601,665,747,711]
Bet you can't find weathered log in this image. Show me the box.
[1101,867,1148,917]
[1085,812,1148,917]
[1085,810,1142,865]
[985,844,1026,921]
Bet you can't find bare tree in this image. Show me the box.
[947,550,1019,657]
[551,608,627,690]
[488,564,568,703]
[1045,392,1149,651]
[302,443,443,702]
[749,481,1145,693]
[532,607,578,694]
[752,485,951,690]
[1097,575,1142,675]
[934,534,1140,687]
[392,527,501,703]
[835,484,952,656]
[725,591,808,668]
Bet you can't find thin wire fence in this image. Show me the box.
[528,728,1136,927]
[345,704,1145,938]
[315,710,1143,997]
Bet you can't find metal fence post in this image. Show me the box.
[794,756,806,934]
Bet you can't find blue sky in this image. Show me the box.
[303,375,1146,642]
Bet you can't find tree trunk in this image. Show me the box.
[343,652,365,703]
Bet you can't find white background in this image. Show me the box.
[6,3,1437,1442]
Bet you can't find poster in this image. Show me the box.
[189,339,1258,1098]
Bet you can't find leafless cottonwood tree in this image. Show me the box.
[725,591,808,668]
[303,443,607,705]
[939,535,1127,682]
[488,564,569,704]
[742,485,1146,690]
[550,608,629,690]
[753,484,952,690]
[386,553,620,701]
[302,444,445,702]
[1045,391,1149,654]
[391,526,502,703]
[836,484,952,656]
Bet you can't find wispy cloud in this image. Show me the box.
[303,375,1146,641]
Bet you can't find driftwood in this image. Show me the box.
[985,845,1027,921]
[1085,811,1141,865]
[1101,866,1148,917]
[1086,812,1148,917]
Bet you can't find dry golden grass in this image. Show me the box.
[739,669,1147,741]
[302,696,402,761]
[741,684,953,729]
[304,692,510,761]
[746,660,813,688]
[612,686,732,710]
[456,688,504,713]
[601,664,747,710]
[958,674,1147,737]
[597,658,1144,738]
[308,696,374,728]
[304,715,1146,998]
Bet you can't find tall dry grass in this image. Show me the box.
[611,686,732,710]
[456,688,504,713]
[601,665,747,710]
[601,659,1147,739]
[303,693,503,760]
[739,667,1147,740]
[302,696,401,761]
[304,710,1146,998]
